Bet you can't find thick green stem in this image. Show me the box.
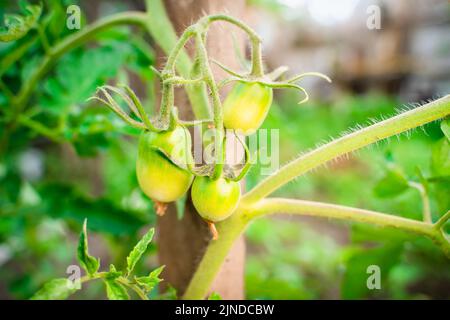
[242,95,450,205]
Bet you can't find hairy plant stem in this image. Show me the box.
[242,95,450,204]
[183,96,450,299]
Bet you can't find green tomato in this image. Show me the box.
[136,126,193,203]
[191,176,241,222]
[223,81,273,135]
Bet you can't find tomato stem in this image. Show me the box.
[206,221,219,240]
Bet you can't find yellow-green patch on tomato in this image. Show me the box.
[191,176,240,222]
[136,128,193,203]
[223,81,273,135]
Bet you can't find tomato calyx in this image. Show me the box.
[90,85,182,133]
[213,59,331,105]
[180,126,252,182]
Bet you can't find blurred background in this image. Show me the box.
[0,0,449,299]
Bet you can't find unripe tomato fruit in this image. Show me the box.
[136,126,193,203]
[191,176,241,222]
[223,81,273,135]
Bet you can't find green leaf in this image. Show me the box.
[126,228,155,275]
[30,278,79,300]
[0,3,42,42]
[105,264,122,280]
[134,265,165,293]
[341,244,403,299]
[441,119,450,141]
[431,138,450,176]
[373,164,409,198]
[77,219,100,276]
[208,292,222,300]
[104,279,129,300]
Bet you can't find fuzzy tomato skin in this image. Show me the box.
[136,127,193,203]
[191,176,241,222]
[223,81,273,135]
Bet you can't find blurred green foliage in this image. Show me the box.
[0,0,159,299]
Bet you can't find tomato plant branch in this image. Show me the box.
[115,277,149,300]
[246,198,450,256]
[408,181,432,223]
[184,196,450,299]
[247,198,433,237]
[182,212,248,300]
[17,114,65,143]
[435,211,450,229]
[242,95,450,205]
[194,32,225,178]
